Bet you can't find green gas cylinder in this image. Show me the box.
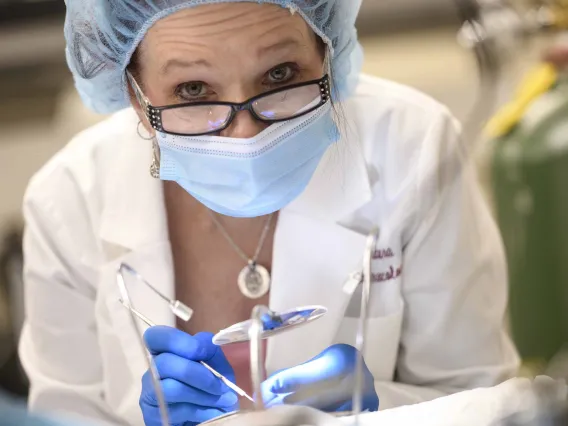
[491,64,568,369]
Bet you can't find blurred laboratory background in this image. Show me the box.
[0,0,567,399]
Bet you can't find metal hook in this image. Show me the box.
[116,264,171,426]
[351,228,380,423]
[118,263,193,322]
[116,263,253,426]
[249,305,270,411]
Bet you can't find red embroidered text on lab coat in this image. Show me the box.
[372,248,394,259]
[371,265,402,283]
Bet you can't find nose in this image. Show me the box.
[220,109,269,139]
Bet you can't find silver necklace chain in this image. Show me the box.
[208,211,274,266]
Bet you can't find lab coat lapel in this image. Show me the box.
[97,119,175,379]
[266,128,373,374]
[266,212,368,374]
[101,243,175,378]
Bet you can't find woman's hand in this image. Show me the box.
[261,344,379,413]
[140,326,238,426]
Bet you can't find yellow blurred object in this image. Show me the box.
[485,63,558,139]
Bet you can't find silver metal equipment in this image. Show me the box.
[116,226,380,426]
[212,306,327,346]
[198,228,381,426]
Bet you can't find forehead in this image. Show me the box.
[138,3,318,62]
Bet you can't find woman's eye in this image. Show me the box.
[175,82,209,101]
[267,64,297,85]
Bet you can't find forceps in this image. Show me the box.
[115,263,254,404]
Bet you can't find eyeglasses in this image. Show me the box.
[126,71,331,137]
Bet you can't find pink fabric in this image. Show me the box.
[222,340,267,409]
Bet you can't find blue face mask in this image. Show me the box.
[156,103,339,218]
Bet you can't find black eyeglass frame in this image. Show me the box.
[126,71,331,137]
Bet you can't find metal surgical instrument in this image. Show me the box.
[115,264,254,405]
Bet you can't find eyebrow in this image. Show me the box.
[257,38,305,56]
[160,58,211,75]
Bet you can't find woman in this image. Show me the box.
[19,1,520,425]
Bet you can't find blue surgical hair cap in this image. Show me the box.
[64,0,364,114]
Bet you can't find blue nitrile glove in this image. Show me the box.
[140,326,239,426]
[261,344,379,413]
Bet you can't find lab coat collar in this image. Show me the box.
[99,117,169,251]
[285,105,373,222]
[285,132,373,222]
[99,110,373,251]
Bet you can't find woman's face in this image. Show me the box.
[132,2,326,138]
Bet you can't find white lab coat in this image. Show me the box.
[19,74,520,426]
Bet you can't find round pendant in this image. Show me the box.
[238,264,270,299]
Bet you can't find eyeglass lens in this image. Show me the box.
[160,83,323,135]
